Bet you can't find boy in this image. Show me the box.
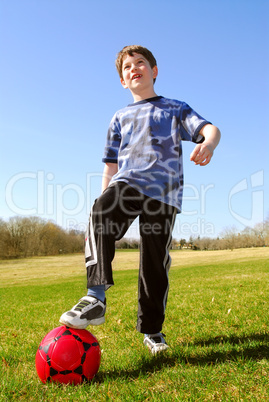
[60,45,221,354]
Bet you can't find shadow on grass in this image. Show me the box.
[95,332,269,383]
[184,332,269,366]
[192,332,269,348]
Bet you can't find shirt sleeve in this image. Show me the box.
[179,102,211,144]
[102,114,121,163]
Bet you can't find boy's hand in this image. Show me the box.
[190,143,213,166]
[190,124,221,166]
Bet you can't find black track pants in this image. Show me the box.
[85,182,176,334]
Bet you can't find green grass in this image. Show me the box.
[0,249,269,401]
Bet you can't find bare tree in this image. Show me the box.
[220,226,239,251]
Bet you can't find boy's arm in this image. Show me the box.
[102,163,118,192]
[190,124,221,166]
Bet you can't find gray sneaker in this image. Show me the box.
[143,333,169,355]
[59,296,106,329]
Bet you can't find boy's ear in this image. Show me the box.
[120,78,128,89]
[153,65,158,79]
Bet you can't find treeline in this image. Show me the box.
[0,216,84,259]
[1,216,268,259]
[172,218,269,251]
[116,239,140,249]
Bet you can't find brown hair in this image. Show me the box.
[115,45,157,83]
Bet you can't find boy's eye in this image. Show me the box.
[124,65,130,70]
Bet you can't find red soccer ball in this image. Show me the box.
[35,326,101,385]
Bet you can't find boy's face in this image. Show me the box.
[120,53,158,95]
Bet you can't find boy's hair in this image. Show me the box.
[116,45,157,83]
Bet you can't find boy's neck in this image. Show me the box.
[131,88,158,103]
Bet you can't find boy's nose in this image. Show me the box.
[130,64,137,72]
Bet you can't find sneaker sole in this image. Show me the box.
[59,316,105,329]
[88,316,105,326]
[143,339,169,355]
[151,344,169,355]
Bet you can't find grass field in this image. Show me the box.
[0,248,268,401]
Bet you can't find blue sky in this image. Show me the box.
[1,0,268,240]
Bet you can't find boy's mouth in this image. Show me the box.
[132,74,142,80]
